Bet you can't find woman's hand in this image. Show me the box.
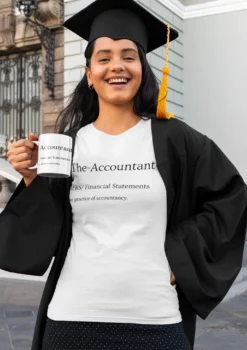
[7,133,39,187]
[170,272,176,286]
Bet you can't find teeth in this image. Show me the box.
[108,79,128,84]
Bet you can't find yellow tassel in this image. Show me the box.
[156,67,174,119]
[156,23,174,120]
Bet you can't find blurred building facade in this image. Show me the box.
[0,0,65,207]
[0,0,65,157]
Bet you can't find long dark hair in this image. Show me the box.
[55,41,159,134]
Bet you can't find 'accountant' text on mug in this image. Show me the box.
[40,145,72,152]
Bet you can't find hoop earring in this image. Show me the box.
[88,83,94,90]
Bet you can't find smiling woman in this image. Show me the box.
[55,36,160,134]
[85,38,143,112]
[1,1,247,350]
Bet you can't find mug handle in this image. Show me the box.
[28,140,39,170]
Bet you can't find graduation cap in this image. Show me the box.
[63,0,179,119]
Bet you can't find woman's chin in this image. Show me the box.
[103,95,135,106]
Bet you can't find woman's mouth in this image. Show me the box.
[106,78,131,87]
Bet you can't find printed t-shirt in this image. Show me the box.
[48,118,182,325]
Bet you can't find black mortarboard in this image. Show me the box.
[63,0,179,119]
[63,0,178,54]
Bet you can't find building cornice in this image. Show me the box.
[158,0,247,19]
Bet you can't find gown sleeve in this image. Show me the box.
[0,175,64,276]
[165,134,247,319]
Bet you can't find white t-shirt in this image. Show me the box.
[48,118,182,325]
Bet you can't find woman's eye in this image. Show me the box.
[99,58,109,62]
[98,57,134,62]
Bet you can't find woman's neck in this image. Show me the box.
[94,102,141,135]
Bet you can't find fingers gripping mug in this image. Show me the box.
[28,134,73,178]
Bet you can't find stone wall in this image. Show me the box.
[43,29,65,133]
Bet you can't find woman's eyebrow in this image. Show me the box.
[95,48,138,55]
[121,48,138,54]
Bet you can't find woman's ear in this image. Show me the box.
[85,67,92,86]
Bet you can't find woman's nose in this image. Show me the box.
[110,59,124,72]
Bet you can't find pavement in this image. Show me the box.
[0,279,43,350]
[195,293,247,349]
[0,279,247,350]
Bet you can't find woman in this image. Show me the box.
[0,1,247,349]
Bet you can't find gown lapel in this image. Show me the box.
[151,117,176,227]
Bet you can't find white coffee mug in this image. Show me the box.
[28,133,73,178]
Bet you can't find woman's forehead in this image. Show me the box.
[93,37,138,52]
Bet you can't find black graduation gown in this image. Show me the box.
[0,117,246,350]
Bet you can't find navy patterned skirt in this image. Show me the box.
[42,318,191,350]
